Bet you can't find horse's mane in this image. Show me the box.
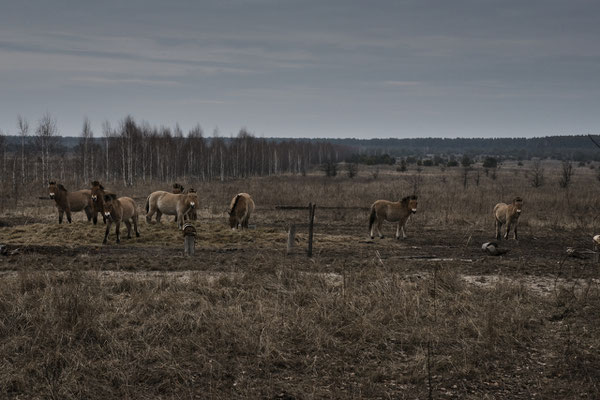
[103,193,117,201]
[513,196,523,202]
[400,195,418,206]
[57,184,67,192]
[230,194,242,213]
[187,188,196,193]
[92,181,104,190]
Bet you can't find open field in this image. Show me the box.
[1,161,600,399]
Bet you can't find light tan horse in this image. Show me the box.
[369,195,418,239]
[145,190,199,229]
[494,197,523,240]
[229,193,255,229]
[47,181,93,224]
[102,194,140,244]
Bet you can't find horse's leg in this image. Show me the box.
[93,211,98,225]
[177,212,183,229]
[377,218,384,239]
[116,221,121,244]
[66,207,72,224]
[495,220,502,240]
[504,222,511,240]
[395,222,401,240]
[513,221,518,240]
[85,207,93,222]
[103,220,112,244]
[58,209,64,224]
[401,224,407,239]
[124,220,132,238]
[134,215,140,237]
[156,210,162,224]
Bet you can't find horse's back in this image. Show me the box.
[68,189,92,211]
[494,203,508,221]
[156,192,181,215]
[119,197,137,219]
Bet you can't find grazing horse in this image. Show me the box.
[47,181,93,224]
[90,181,107,225]
[494,197,523,240]
[228,193,255,229]
[369,195,418,239]
[145,190,199,229]
[102,194,140,244]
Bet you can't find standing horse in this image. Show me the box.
[494,197,523,240]
[171,184,197,222]
[228,193,255,229]
[145,190,199,229]
[368,195,418,239]
[102,194,140,244]
[47,181,93,224]
[90,181,107,225]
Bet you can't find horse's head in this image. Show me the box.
[172,183,184,194]
[48,181,57,199]
[102,193,118,221]
[91,181,105,203]
[185,191,198,210]
[512,197,523,214]
[401,195,418,214]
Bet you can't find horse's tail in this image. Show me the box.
[230,194,242,214]
[368,205,376,231]
[145,194,150,214]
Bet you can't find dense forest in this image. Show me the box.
[0,114,599,193]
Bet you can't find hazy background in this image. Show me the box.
[1,0,599,138]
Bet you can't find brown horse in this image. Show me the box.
[494,197,523,240]
[369,195,418,239]
[228,193,255,229]
[102,194,140,244]
[90,181,107,225]
[145,190,199,229]
[47,181,93,224]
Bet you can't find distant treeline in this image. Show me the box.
[325,136,600,161]
[0,115,352,191]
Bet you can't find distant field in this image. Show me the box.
[1,161,599,399]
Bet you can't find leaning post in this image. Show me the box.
[307,203,316,257]
[183,223,197,256]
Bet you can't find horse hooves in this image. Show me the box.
[136,233,140,237]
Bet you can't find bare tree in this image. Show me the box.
[34,112,58,185]
[17,115,29,184]
[559,160,573,189]
[80,117,93,184]
[530,159,545,188]
[346,162,358,178]
[102,121,112,182]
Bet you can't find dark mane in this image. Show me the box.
[104,193,117,201]
[513,196,523,202]
[57,184,67,192]
[187,188,196,193]
[92,181,104,190]
[230,194,242,213]
[400,195,417,205]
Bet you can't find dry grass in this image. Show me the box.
[0,160,600,398]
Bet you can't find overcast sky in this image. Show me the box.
[1,0,599,138]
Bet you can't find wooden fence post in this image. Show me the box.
[183,223,196,256]
[307,203,316,257]
[287,224,296,255]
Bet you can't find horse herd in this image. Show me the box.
[47,181,254,244]
[46,181,523,245]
